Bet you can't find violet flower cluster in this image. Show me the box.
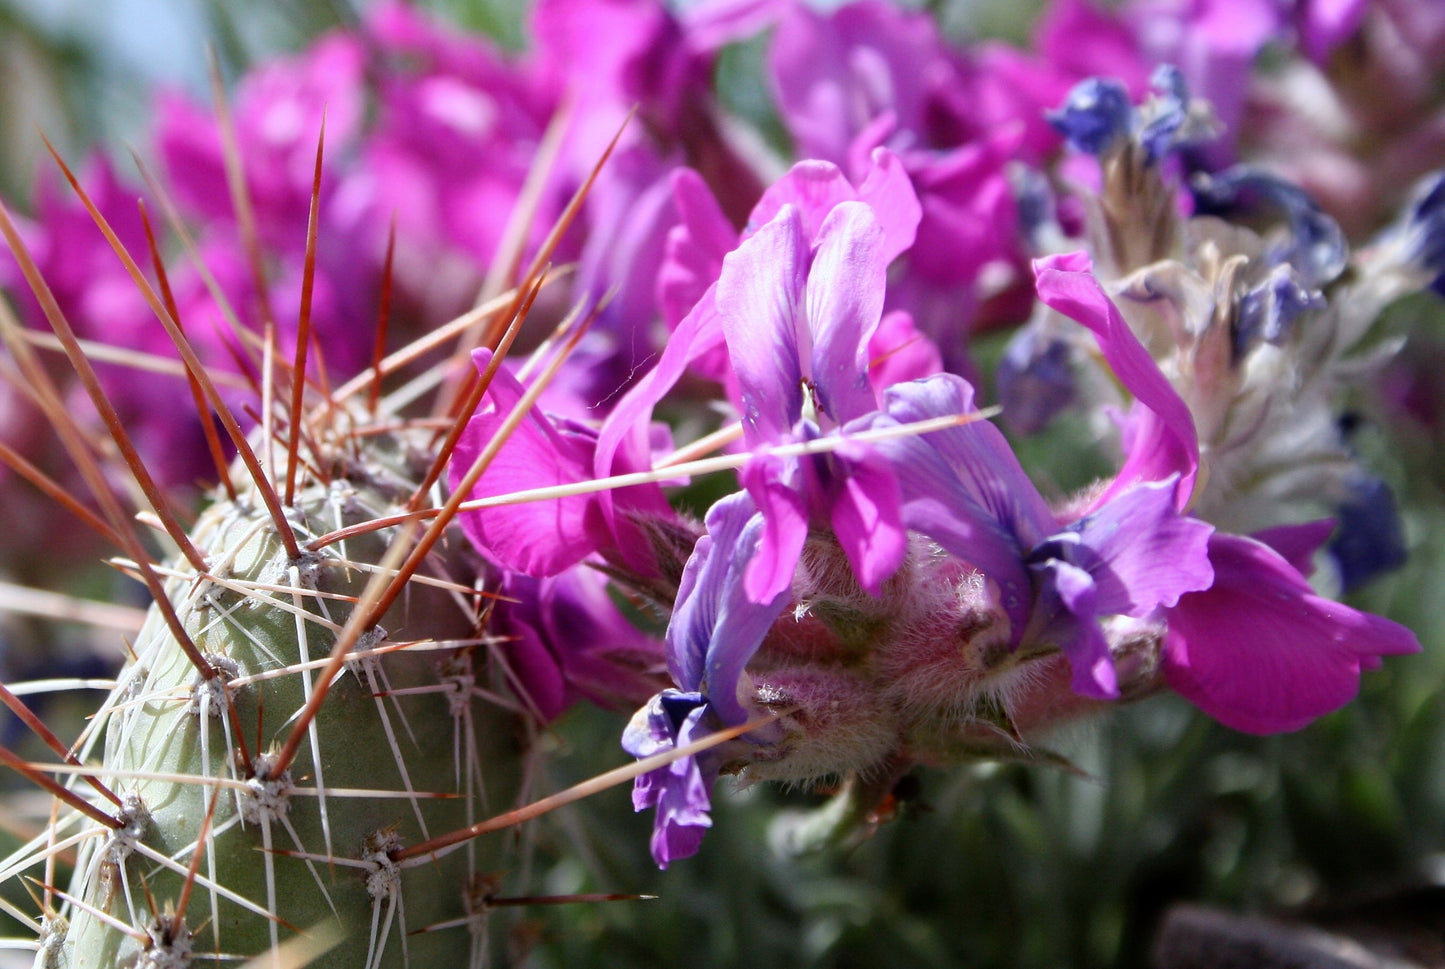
[2,0,1437,871]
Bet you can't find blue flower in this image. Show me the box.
[1047,77,1133,156]
[1192,167,1347,286]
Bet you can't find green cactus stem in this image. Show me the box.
[38,422,528,969]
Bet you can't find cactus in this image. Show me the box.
[0,114,596,965]
[44,414,525,968]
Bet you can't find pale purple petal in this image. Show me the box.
[667,492,791,724]
[745,153,920,262]
[1063,478,1215,615]
[1032,558,1119,698]
[716,205,808,443]
[805,201,888,423]
[622,691,715,868]
[747,161,864,239]
[884,375,1056,546]
[872,375,1048,633]
[1027,479,1212,698]
[1163,533,1421,734]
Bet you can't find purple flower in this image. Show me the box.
[872,374,1213,698]
[654,149,922,392]
[1048,77,1134,155]
[622,690,717,867]
[1326,474,1408,592]
[996,329,1077,434]
[495,566,665,720]
[625,491,789,866]
[716,199,907,601]
[0,159,254,488]
[1033,251,1422,730]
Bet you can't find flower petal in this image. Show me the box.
[828,436,907,595]
[450,349,599,576]
[1163,533,1420,734]
[740,454,811,604]
[668,492,791,724]
[1063,478,1215,615]
[806,201,888,424]
[1033,251,1200,507]
[716,205,808,443]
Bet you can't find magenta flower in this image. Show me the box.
[0,159,246,487]
[1033,251,1423,730]
[1032,251,1201,509]
[155,31,365,246]
[450,347,675,579]
[353,2,560,320]
[1164,532,1419,733]
[448,350,601,577]
[495,567,665,721]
